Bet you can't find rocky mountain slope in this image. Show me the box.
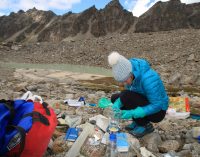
[0,0,200,42]
[135,0,200,32]
[0,0,136,42]
[1,29,200,92]
[0,0,200,92]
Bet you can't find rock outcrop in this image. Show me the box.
[0,0,136,42]
[38,0,136,41]
[135,0,200,32]
[0,8,56,42]
[0,0,200,42]
[90,0,135,37]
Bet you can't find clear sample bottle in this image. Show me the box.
[108,107,121,133]
[108,133,117,157]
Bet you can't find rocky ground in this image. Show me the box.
[0,68,199,157]
[0,29,200,157]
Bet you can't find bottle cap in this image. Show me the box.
[198,135,200,143]
[109,133,116,141]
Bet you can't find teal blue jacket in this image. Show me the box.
[125,58,169,116]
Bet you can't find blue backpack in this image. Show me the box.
[0,99,50,156]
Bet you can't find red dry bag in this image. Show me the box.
[7,101,57,157]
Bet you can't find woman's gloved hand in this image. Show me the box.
[121,107,146,119]
[98,97,112,109]
[112,98,122,110]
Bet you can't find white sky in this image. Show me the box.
[0,0,81,15]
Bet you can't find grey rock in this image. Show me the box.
[142,132,162,152]
[187,54,195,61]
[168,73,182,86]
[26,85,38,91]
[177,150,192,157]
[191,142,200,156]
[185,130,197,143]
[183,143,193,150]
[158,140,180,153]
[11,45,20,51]
[158,120,171,132]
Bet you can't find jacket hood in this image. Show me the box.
[129,58,151,79]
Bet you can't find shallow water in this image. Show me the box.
[0,62,112,76]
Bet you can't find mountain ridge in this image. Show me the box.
[0,0,200,42]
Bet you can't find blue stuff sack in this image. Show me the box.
[0,99,34,156]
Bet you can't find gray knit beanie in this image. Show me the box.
[108,51,132,82]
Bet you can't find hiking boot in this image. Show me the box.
[129,123,154,138]
[125,121,137,131]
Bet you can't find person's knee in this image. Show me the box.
[148,110,166,123]
[120,90,132,104]
[111,93,120,103]
[120,90,149,108]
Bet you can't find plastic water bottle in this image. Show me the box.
[108,107,120,133]
[108,133,117,157]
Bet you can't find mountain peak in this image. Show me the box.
[27,7,38,13]
[169,0,181,3]
[0,0,199,42]
[105,0,123,10]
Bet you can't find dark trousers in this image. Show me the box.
[111,90,166,126]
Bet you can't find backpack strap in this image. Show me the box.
[6,125,26,157]
[22,111,50,126]
[42,102,50,116]
[0,100,15,122]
